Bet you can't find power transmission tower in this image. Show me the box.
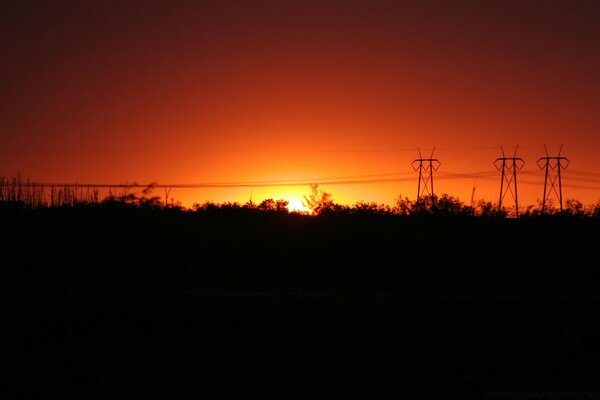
[494,145,524,216]
[411,147,440,200]
[537,144,570,213]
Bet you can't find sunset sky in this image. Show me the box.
[1,1,599,207]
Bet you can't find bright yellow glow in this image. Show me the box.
[286,197,311,214]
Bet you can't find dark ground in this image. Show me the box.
[1,204,600,398]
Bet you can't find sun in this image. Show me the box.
[286,197,311,214]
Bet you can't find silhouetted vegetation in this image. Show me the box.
[3,175,600,218]
[2,187,600,295]
[2,175,600,396]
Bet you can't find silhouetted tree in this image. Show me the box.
[243,200,257,210]
[431,194,473,216]
[351,201,391,215]
[393,196,413,216]
[591,201,600,219]
[303,184,335,215]
[258,198,276,211]
[258,198,289,212]
[521,198,557,216]
[475,200,507,217]
[562,199,585,217]
[191,201,219,212]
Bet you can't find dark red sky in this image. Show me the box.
[1,1,599,207]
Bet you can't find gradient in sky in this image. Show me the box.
[1,1,599,207]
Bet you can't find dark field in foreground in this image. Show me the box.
[2,205,600,397]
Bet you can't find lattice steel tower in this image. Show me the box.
[412,147,441,200]
[494,146,524,216]
[537,145,569,212]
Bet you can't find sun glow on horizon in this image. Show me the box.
[286,197,312,214]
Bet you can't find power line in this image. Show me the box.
[6,170,600,191]
[564,170,600,178]
[3,152,600,195]
[4,145,501,154]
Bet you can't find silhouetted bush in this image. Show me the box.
[561,199,585,217]
[303,184,335,214]
[350,201,392,216]
[474,200,507,217]
[591,201,600,218]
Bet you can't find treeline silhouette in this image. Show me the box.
[2,175,600,397]
[2,174,600,217]
[2,185,599,295]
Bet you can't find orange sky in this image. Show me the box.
[1,1,599,207]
